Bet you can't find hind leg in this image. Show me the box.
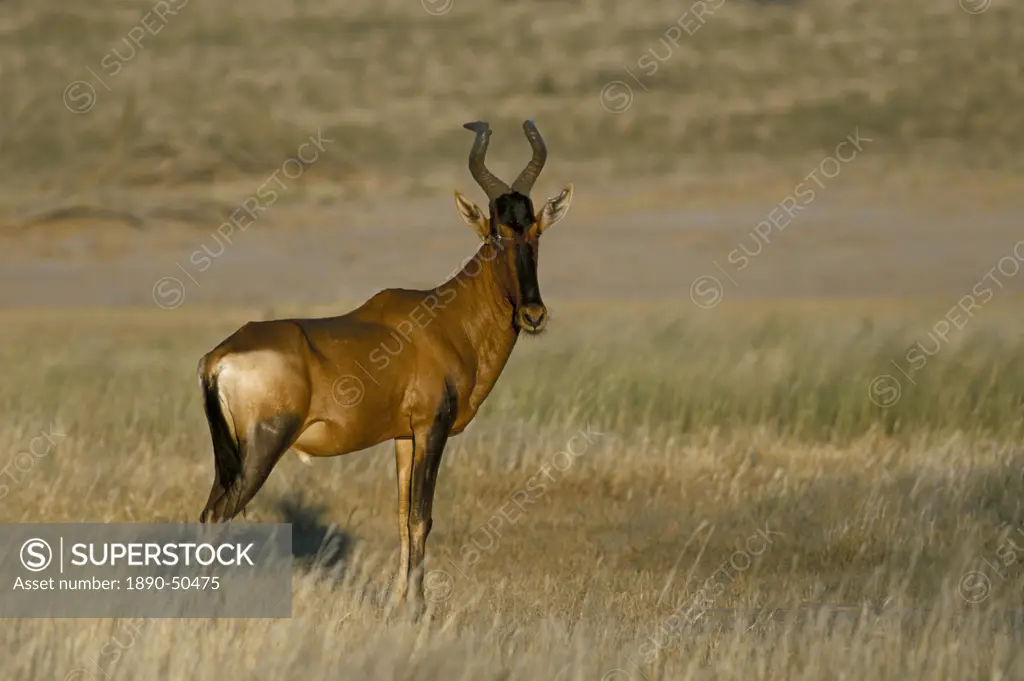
[204,415,301,522]
[199,466,226,523]
[199,475,247,522]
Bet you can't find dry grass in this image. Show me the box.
[1,0,1023,205]
[4,0,1024,677]
[3,305,1024,679]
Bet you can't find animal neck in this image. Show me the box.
[433,240,519,378]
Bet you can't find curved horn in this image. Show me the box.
[463,121,509,201]
[510,119,547,195]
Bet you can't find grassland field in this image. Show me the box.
[4,304,1024,679]
[4,0,1024,678]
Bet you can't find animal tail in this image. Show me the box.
[201,371,243,506]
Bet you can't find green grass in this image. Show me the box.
[485,303,1024,441]
[7,302,1024,443]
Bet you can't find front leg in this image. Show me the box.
[392,388,457,609]
[393,437,415,607]
[409,388,457,603]
[392,431,445,611]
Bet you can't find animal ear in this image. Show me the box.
[537,183,573,234]
[453,191,490,240]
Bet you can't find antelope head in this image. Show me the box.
[453,120,573,335]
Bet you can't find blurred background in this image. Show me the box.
[3,0,1023,307]
[5,1,1024,679]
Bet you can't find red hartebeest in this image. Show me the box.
[196,120,573,605]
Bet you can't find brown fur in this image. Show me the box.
[197,180,573,606]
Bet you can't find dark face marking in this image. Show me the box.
[514,242,542,307]
[491,192,547,334]
[493,191,535,234]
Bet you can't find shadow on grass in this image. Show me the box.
[274,493,353,574]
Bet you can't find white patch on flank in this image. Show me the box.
[214,349,296,444]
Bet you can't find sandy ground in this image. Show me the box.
[3,177,1024,310]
